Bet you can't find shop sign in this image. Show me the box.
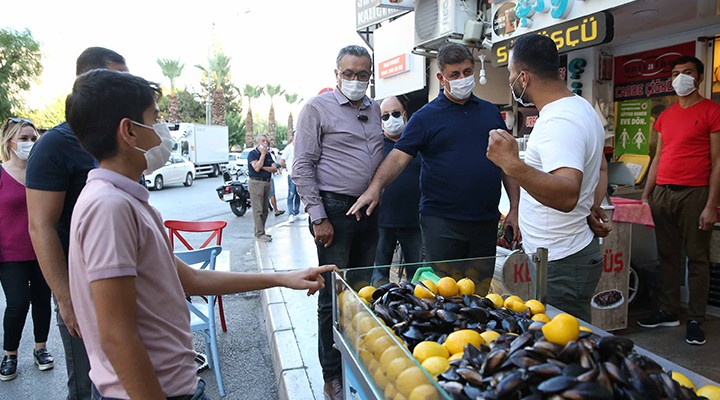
[614,99,652,157]
[491,0,634,42]
[356,0,408,30]
[374,0,414,10]
[378,54,409,79]
[613,42,695,101]
[492,12,613,67]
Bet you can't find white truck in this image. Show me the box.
[168,123,229,177]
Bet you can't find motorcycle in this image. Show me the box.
[216,167,251,217]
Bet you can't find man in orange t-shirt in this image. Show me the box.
[638,56,720,346]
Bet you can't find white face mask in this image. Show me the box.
[11,141,34,160]
[672,73,696,97]
[340,79,369,101]
[383,115,405,137]
[510,72,534,107]
[132,121,174,174]
[447,75,476,100]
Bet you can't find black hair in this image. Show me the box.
[336,45,372,68]
[510,34,560,80]
[670,56,704,75]
[66,69,161,162]
[76,47,126,76]
[437,43,474,73]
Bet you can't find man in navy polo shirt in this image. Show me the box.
[349,43,519,265]
[247,133,278,242]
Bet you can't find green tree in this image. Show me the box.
[243,85,264,148]
[284,92,301,142]
[156,58,184,123]
[226,111,245,150]
[275,124,288,147]
[24,95,65,129]
[0,28,42,119]
[265,84,284,147]
[158,89,206,123]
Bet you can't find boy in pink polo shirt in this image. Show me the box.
[65,69,336,400]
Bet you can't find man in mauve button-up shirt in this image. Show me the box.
[292,45,383,400]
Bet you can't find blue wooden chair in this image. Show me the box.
[174,246,226,397]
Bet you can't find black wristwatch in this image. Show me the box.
[312,218,326,225]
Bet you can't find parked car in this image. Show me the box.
[145,154,195,190]
[228,148,252,173]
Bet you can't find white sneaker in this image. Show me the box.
[289,214,296,223]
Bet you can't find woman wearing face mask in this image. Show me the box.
[0,118,54,381]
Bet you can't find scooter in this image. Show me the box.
[216,167,251,217]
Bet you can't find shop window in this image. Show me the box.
[712,38,720,103]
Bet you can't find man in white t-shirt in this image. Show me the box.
[487,34,609,321]
[280,139,301,222]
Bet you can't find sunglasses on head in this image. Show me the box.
[381,111,402,121]
[6,117,34,125]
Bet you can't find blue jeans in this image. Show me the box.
[371,227,423,285]
[287,175,301,216]
[311,193,378,381]
[91,379,209,400]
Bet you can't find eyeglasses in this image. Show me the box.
[381,111,402,121]
[339,69,372,82]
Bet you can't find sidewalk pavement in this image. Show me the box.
[257,218,720,400]
[257,216,326,400]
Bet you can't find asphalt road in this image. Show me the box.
[1,171,291,400]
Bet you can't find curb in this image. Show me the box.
[257,222,317,400]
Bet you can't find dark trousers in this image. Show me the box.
[650,185,711,321]
[56,296,92,400]
[420,215,498,261]
[0,260,52,351]
[371,227,423,284]
[311,193,378,381]
[545,238,603,322]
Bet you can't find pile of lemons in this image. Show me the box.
[671,371,720,399]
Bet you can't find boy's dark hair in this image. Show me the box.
[76,47,126,76]
[437,43,474,73]
[670,56,704,75]
[66,69,161,162]
[510,34,560,80]
[336,45,372,67]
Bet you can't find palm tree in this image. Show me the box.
[209,52,231,125]
[156,58,184,123]
[265,84,284,147]
[284,92,300,143]
[243,85,264,148]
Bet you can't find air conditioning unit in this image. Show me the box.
[414,0,478,50]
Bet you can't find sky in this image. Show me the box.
[2,0,366,120]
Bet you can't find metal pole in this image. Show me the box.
[533,247,548,304]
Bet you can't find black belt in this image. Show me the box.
[660,184,690,191]
[249,176,271,182]
[320,191,358,203]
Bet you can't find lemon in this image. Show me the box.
[531,313,551,323]
[367,359,380,375]
[379,346,405,371]
[506,298,529,313]
[697,385,720,400]
[421,356,450,376]
[385,383,398,400]
[443,329,484,355]
[408,384,440,400]
[525,299,545,315]
[437,277,459,297]
[457,278,475,295]
[414,280,437,299]
[448,352,464,361]
[541,313,580,346]
[394,394,408,400]
[364,326,387,344]
[352,313,375,335]
[373,367,389,390]
[386,357,414,381]
[412,341,449,363]
[358,286,376,302]
[671,371,696,390]
[503,295,523,308]
[485,293,504,308]
[480,330,501,344]
[368,335,396,358]
[358,348,374,366]
[396,366,428,396]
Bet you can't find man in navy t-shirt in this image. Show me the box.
[247,133,278,241]
[349,43,519,267]
[25,47,128,400]
[371,96,422,285]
